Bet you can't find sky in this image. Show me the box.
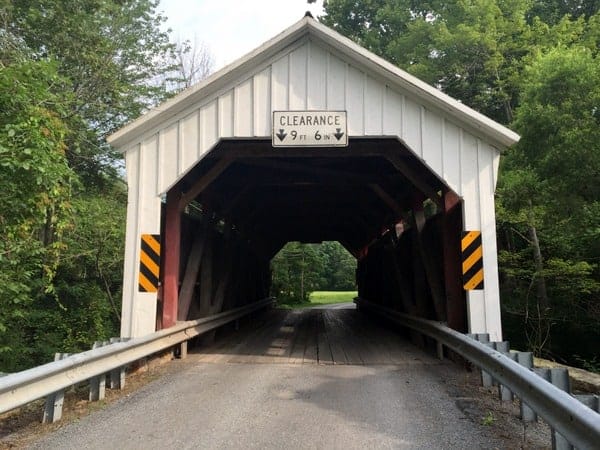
[158,0,325,71]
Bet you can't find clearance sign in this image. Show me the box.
[272,111,348,147]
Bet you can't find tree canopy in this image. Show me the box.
[4,0,178,185]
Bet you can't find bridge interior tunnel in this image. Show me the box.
[159,137,466,333]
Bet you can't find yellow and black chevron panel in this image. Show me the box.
[461,231,484,290]
[139,234,161,293]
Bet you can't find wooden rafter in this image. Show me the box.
[179,157,233,211]
[236,157,392,186]
[384,152,443,209]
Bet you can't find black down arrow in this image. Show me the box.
[276,129,287,141]
[334,128,345,141]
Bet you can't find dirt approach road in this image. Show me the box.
[27,307,548,449]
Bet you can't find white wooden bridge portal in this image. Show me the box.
[107,15,519,342]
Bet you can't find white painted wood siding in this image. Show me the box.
[120,38,502,338]
[130,40,500,198]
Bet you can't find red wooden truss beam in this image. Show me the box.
[162,188,182,328]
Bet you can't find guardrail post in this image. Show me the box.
[575,394,599,414]
[89,341,109,401]
[499,352,517,401]
[177,340,188,359]
[531,368,574,450]
[466,334,491,387]
[481,341,510,388]
[109,338,127,389]
[42,353,71,423]
[547,368,573,450]
[513,351,537,422]
[533,368,573,450]
[466,333,490,343]
[436,341,444,360]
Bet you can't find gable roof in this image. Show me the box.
[107,15,519,150]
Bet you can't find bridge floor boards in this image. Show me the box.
[194,305,432,365]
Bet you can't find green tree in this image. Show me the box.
[318,241,356,290]
[6,0,179,186]
[0,53,75,370]
[271,242,325,304]
[0,0,181,370]
[497,46,600,358]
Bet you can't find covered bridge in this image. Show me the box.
[107,15,519,341]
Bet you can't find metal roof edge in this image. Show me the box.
[108,15,520,151]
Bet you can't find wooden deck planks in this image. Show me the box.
[302,312,319,364]
[193,307,433,366]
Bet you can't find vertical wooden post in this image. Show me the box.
[178,218,210,321]
[198,228,214,316]
[442,189,466,332]
[411,194,428,318]
[162,188,181,328]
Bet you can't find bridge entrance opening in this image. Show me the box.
[159,137,466,336]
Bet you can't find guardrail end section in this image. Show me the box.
[42,353,71,423]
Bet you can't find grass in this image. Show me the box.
[481,411,495,426]
[277,291,357,309]
[308,291,358,305]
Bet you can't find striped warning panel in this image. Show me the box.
[461,231,484,290]
[139,234,161,293]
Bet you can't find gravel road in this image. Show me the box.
[26,308,546,449]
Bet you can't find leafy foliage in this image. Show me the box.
[0,55,75,369]
[0,0,179,372]
[6,0,179,186]
[497,46,600,359]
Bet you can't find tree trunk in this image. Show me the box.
[527,200,550,355]
[529,223,548,310]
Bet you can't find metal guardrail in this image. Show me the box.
[0,297,274,415]
[355,298,600,450]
